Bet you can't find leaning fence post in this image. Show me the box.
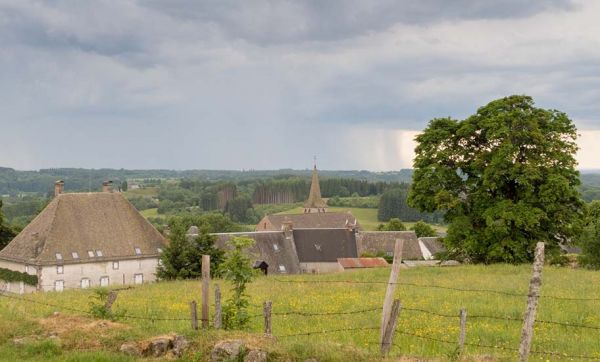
[214,284,222,329]
[381,239,404,345]
[190,301,198,330]
[104,291,117,312]
[519,242,545,362]
[202,254,210,329]
[458,308,467,353]
[263,300,272,336]
[381,299,401,355]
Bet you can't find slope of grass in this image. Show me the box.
[1,265,599,360]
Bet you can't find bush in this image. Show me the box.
[0,267,37,286]
[377,218,406,231]
[88,288,125,321]
[410,221,437,237]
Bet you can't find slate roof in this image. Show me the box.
[259,212,360,231]
[292,228,358,262]
[356,231,423,260]
[0,192,166,265]
[212,231,300,274]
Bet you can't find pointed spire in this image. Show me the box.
[304,162,327,213]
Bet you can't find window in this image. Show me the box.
[100,276,109,287]
[134,273,144,285]
[80,278,90,289]
[273,244,279,251]
[134,247,142,255]
[96,250,103,257]
[112,261,119,270]
[56,265,63,274]
[278,265,286,273]
[55,253,63,260]
[24,265,29,273]
[87,250,94,258]
[54,280,64,292]
[157,248,163,254]
[72,252,79,259]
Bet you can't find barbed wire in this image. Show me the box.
[271,278,600,301]
[277,326,379,338]
[272,307,381,317]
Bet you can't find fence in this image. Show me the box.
[1,244,600,361]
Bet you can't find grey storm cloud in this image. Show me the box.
[1,0,599,170]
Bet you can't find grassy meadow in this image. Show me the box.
[1,265,599,361]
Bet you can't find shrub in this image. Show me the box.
[88,288,125,321]
[0,267,37,286]
[377,218,406,231]
[410,221,437,237]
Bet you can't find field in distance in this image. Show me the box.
[1,264,599,361]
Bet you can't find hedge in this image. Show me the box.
[0,267,38,286]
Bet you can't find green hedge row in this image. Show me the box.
[0,267,38,286]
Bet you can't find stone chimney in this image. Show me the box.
[102,180,113,193]
[54,180,64,197]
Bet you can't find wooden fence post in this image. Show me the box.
[519,242,545,362]
[104,291,117,311]
[458,308,467,353]
[214,284,222,329]
[190,301,198,330]
[202,255,210,329]
[263,300,272,336]
[380,299,401,355]
[381,239,404,344]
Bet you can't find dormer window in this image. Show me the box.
[87,250,94,258]
[55,253,63,261]
[96,250,103,257]
[157,248,163,254]
[134,247,142,255]
[72,252,79,259]
[273,244,279,251]
[278,265,287,273]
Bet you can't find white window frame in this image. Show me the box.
[112,261,119,270]
[99,276,109,287]
[273,244,279,251]
[72,252,79,259]
[56,265,64,274]
[134,273,144,285]
[87,250,94,258]
[55,253,63,261]
[24,265,29,273]
[96,250,103,257]
[278,265,286,273]
[134,247,142,255]
[54,280,64,292]
[80,278,90,289]
[157,247,163,254]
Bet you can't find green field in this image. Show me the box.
[1,265,599,361]
[139,208,160,219]
[123,187,159,198]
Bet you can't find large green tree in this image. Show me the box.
[0,200,16,250]
[409,95,584,263]
[578,201,600,269]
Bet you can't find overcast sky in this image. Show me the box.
[1,0,600,171]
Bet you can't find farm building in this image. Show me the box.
[356,232,444,260]
[0,181,166,293]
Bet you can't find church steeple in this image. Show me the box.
[304,161,327,213]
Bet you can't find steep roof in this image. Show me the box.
[292,228,358,262]
[0,192,166,265]
[212,231,300,274]
[356,231,423,260]
[260,212,360,230]
[418,237,446,256]
[304,166,327,209]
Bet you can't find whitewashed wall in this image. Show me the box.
[300,262,343,274]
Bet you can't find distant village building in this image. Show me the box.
[0,180,166,293]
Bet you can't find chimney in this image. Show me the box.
[54,180,64,197]
[102,180,113,193]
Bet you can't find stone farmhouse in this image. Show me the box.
[0,181,166,293]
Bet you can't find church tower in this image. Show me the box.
[304,163,327,213]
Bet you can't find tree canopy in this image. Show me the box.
[409,95,584,263]
[0,200,16,250]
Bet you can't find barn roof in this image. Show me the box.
[212,231,300,274]
[261,212,360,230]
[337,257,388,269]
[0,192,166,266]
[292,228,358,262]
[418,237,446,255]
[356,231,423,260]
